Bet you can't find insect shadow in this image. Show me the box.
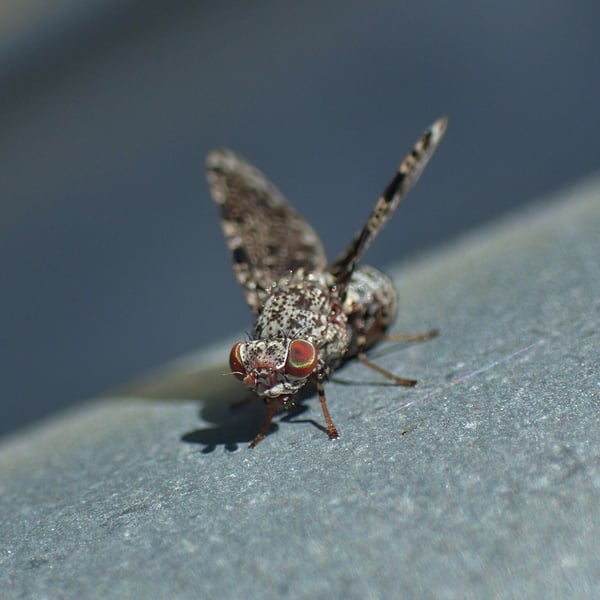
[181,384,326,453]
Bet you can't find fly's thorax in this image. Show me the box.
[252,270,340,341]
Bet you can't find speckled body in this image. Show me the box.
[245,265,399,399]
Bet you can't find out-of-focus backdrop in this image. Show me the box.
[2,0,599,436]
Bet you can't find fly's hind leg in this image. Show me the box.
[357,352,418,387]
[353,312,429,387]
[384,329,439,343]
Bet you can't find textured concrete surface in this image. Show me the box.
[1,176,599,598]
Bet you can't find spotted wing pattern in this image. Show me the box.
[206,149,327,313]
[329,117,448,293]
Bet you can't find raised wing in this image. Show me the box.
[329,117,448,294]
[206,149,327,313]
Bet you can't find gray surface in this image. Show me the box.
[1,176,599,598]
[3,0,600,435]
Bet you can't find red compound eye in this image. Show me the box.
[285,339,318,378]
[229,343,246,380]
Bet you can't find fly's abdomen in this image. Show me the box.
[344,265,399,353]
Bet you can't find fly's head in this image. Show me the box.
[229,337,319,400]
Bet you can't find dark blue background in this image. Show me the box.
[2,0,599,435]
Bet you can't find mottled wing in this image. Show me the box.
[206,149,327,313]
[329,117,448,294]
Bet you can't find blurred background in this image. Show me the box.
[2,0,599,436]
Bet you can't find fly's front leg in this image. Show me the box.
[317,377,339,440]
[249,400,278,448]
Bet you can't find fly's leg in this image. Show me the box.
[251,385,339,446]
[384,329,439,343]
[354,313,419,387]
[249,400,278,448]
[357,353,417,387]
[317,379,339,440]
